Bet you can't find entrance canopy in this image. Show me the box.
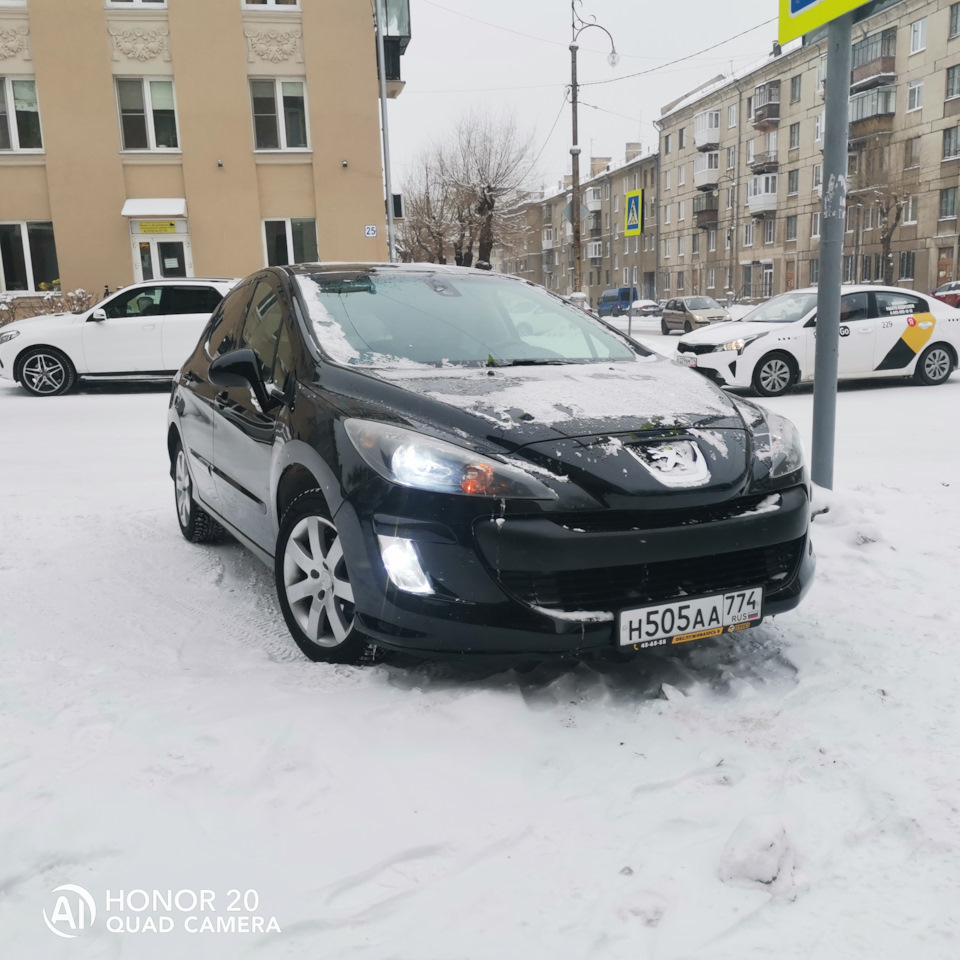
[121,198,187,218]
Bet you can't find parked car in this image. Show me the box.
[932,280,960,308]
[630,299,662,317]
[597,286,638,317]
[0,278,238,396]
[675,285,960,397]
[167,263,814,664]
[661,296,731,335]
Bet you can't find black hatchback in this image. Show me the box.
[167,263,814,663]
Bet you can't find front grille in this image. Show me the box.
[552,493,775,533]
[498,538,804,612]
[677,342,717,355]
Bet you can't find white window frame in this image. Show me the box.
[0,76,43,152]
[691,232,699,255]
[910,18,926,54]
[242,0,301,7]
[105,0,167,7]
[250,77,309,151]
[789,122,800,150]
[262,217,318,266]
[743,222,753,247]
[947,65,960,101]
[727,104,737,128]
[0,220,57,293]
[678,164,685,186]
[815,112,823,142]
[663,238,671,259]
[907,80,923,112]
[115,77,180,152]
[813,163,822,191]
[678,236,685,257]
[678,200,685,221]
[863,205,874,231]
[786,215,797,241]
[663,204,671,224]
[707,267,715,289]
[764,218,775,244]
[811,211,821,237]
[903,196,919,224]
[708,229,716,252]
[664,169,672,190]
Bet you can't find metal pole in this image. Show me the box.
[811,13,852,490]
[570,41,582,294]
[374,0,396,262]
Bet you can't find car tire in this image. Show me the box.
[683,320,693,334]
[661,318,670,336]
[752,351,797,397]
[17,346,77,397]
[275,490,378,664]
[914,344,953,386]
[173,440,223,543]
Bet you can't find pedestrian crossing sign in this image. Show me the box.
[625,189,643,237]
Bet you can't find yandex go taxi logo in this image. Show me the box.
[43,884,97,939]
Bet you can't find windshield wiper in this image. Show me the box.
[499,358,571,366]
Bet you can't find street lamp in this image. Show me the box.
[569,1,619,296]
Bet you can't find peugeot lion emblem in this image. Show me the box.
[629,439,711,488]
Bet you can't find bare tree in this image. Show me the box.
[849,136,917,284]
[397,111,536,267]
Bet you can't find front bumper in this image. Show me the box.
[334,484,815,659]
[676,346,751,388]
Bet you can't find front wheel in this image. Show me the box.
[661,318,670,336]
[275,491,377,664]
[914,344,953,386]
[18,346,77,397]
[683,320,693,334]
[752,351,797,397]
[173,441,223,543]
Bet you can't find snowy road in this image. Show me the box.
[1,358,959,958]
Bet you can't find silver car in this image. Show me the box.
[661,296,731,335]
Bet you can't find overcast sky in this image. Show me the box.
[387,0,781,197]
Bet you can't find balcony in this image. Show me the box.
[850,28,896,93]
[693,152,720,190]
[750,151,779,174]
[694,109,720,151]
[849,85,896,141]
[589,226,602,238]
[585,187,603,212]
[753,81,780,130]
[589,257,602,268]
[747,174,777,217]
[693,193,719,229]
[541,232,554,250]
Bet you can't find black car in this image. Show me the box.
[167,264,814,664]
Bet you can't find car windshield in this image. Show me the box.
[296,271,642,367]
[684,297,722,310]
[737,291,819,324]
[936,282,959,293]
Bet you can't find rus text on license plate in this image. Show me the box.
[676,354,697,367]
[619,586,763,648]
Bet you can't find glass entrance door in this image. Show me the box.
[137,239,188,280]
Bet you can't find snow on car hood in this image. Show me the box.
[680,320,779,344]
[370,354,742,442]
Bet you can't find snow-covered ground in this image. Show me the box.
[1,350,959,959]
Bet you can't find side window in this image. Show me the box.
[875,291,924,316]
[839,292,870,322]
[240,280,285,381]
[103,286,164,318]
[272,322,295,391]
[207,281,254,357]
[163,285,224,315]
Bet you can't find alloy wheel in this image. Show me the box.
[282,515,355,648]
[175,449,192,528]
[923,347,951,382]
[22,352,67,395]
[759,358,791,394]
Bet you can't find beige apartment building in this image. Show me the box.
[0,0,410,298]
[656,0,960,302]
[497,147,660,305]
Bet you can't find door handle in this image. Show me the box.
[857,328,872,334]
[141,324,157,330]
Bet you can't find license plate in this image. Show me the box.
[676,354,697,367]
[619,586,763,648]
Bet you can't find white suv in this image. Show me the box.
[0,278,238,396]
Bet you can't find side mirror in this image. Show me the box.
[90,308,107,322]
[209,348,282,411]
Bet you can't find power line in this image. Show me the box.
[580,18,778,87]
[523,91,571,177]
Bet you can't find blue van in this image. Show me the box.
[596,286,638,317]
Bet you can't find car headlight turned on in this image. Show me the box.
[0,329,21,345]
[344,419,558,500]
[720,333,767,354]
[767,412,805,479]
